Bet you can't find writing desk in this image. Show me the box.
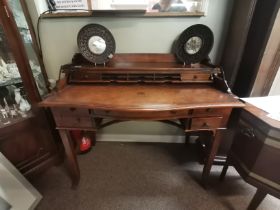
[40,54,244,187]
[40,83,244,187]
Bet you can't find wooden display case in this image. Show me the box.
[0,0,59,177]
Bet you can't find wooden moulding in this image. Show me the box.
[61,53,220,84]
[40,11,204,18]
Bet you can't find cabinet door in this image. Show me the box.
[6,0,48,99]
[0,22,42,166]
[0,1,58,176]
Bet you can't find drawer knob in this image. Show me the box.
[193,75,197,80]
[202,122,209,128]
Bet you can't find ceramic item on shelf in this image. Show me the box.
[14,88,22,104]
[3,98,10,113]
[19,97,31,112]
[9,108,17,118]
[0,108,8,118]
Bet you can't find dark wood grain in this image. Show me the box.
[40,84,243,110]
[221,102,280,209]
[59,130,80,188]
[41,54,244,186]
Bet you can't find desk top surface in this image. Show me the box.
[40,84,244,111]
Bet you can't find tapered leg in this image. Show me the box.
[247,189,267,210]
[59,129,80,188]
[219,158,229,181]
[202,130,222,186]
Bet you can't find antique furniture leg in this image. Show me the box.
[247,189,267,210]
[58,129,80,188]
[202,130,222,185]
[219,158,229,181]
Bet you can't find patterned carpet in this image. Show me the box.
[32,142,280,210]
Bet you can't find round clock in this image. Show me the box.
[77,24,116,64]
[174,24,214,64]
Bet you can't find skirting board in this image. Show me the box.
[96,134,197,143]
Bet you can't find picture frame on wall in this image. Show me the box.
[53,0,92,10]
[91,0,209,16]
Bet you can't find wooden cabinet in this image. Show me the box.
[221,104,280,209]
[0,0,59,177]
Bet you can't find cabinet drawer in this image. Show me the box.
[92,109,190,120]
[192,108,231,116]
[181,73,210,81]
[190,117,223,130]
[51,108,92,128]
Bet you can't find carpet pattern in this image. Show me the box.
[32,142,280,210]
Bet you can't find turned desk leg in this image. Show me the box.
[202,130,223,186]
[58,130,80,188]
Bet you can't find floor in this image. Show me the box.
[32,142,280,210]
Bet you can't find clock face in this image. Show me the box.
[77,24,116,64]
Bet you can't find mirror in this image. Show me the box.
[184,36,202,54]
[92,0,208,16]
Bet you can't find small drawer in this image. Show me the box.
[51,108,92,128]
[190,117,223,130]
[181,73,210,81]
[52,107,90,117]
[192,108,231,117]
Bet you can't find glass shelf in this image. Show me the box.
[0,110,33,129]
[0,78,22,87]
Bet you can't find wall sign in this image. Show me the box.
[54,0,91,10]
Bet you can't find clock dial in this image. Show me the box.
[77,24,115,64]
[174,24,214,64]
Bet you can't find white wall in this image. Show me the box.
[28,0,234,143]
[269,67,280,96]
[31,0,234,79]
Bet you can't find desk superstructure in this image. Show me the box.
[40,54,244,187]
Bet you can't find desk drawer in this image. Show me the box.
[190,117,223,130]
[192,108,231,117]
[92,109,190,120]
[51,108,92,128]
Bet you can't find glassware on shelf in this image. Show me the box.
[7,0,48,98]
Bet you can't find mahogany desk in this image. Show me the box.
[40,83,244,187]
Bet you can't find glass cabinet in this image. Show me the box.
[0,0,59,177]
